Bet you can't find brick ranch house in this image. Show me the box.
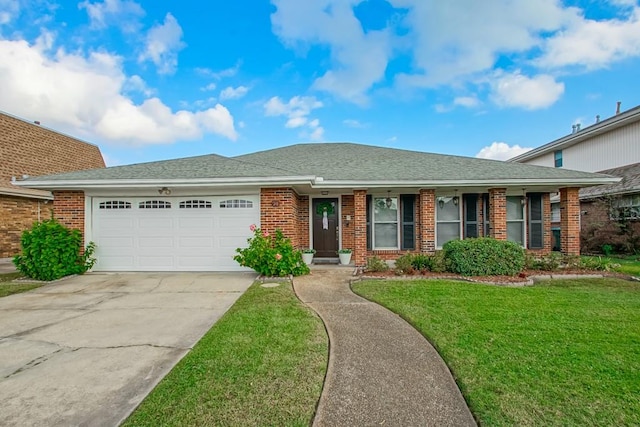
[16,143,617,271]
[0,111,105,258]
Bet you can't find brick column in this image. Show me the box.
[353,190,367,266]
[260,188,297,242]
[542,193,552,253]
[560,187,580,255]
[419,189,435,253]
[52,191,85,243]
[489,188,507,240]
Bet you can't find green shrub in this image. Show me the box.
[394,253,415,275]
[234,226,309,277]
[411,254,433,272]
[365,256,389,272]
[579,256,620,271]
[431,251,448,273]
[13,219,96,281]
[443,238,525,276]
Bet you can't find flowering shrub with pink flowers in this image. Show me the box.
[234,226,309,276]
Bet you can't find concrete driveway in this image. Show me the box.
[0,272,255,427]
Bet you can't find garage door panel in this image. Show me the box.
[92,196,258,271]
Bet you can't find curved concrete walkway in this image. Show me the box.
[293,266,476,426]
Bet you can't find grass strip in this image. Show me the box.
[124,281,327,427]
[353,278,640,426]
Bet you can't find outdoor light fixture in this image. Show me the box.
[438,197,445,209]
[453,190,459,206]
[385,191,393,208]
[158,187,171,195]
[521,188,526,205]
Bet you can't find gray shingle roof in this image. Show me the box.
[21,142,614,186]
[234,143,608,181]
[580,162,640,199]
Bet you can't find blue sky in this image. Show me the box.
[1,0,639,166]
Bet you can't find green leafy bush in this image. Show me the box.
[578,256,620,271]
[365,256,389,272]
[431,251,448,273]
[394,253,415,275]
[443,238,525,276]
[234,226,309,277]
[13,219,96,281]
[412,254,433,271]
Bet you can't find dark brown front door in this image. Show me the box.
[313,198,339,258]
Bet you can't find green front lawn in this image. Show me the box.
[0,272,43,297]
[353,278,640,426]
[124,281,327,427]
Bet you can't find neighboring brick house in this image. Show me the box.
[510,104,640,253]
[0,111,105,258]
[16,143,614,272]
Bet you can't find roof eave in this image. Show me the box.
[0,187,54,200]
[311,177,621,188]
[14,176,318,190]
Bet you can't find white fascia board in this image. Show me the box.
[14,176,317,190]
[311,177,621,188]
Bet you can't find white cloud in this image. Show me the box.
[454,96,480,108]
[264,95,324,138]
[0,37,237,144]
[200,82,216,92]
[476,142,533,160]
[196,61,242,80]
[123,74,154,96]
[537,8,640,70]
[271,0,392,105]
[0,0,19,25]
[79,0,145,32]
[220,85,249,100]
[343,119,368,128]
[138,13,185,75]
[491,71,565,110]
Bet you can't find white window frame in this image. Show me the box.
[371,195,400,250]
[506,196,526,247]
[435,196,462,249]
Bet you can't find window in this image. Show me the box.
[436,196,460,247]
[401,195,415,250]
[366,195,372,250]
[551,203,561,222]
[506,196,524,245]
[554,150,563,168]
[219,199,253,208]
[528,194,544,249]
[373,196,398,249]
[180,200,212,209]
[609,195,640,220]
[99,200,131,209]
[463,194,478,238]
[139,200,171,209]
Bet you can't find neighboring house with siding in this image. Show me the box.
[0,111,106,258]
[509,104,640,252]
[16,143,615,272]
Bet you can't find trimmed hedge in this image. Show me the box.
[443,238,525,276]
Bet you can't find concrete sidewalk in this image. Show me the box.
[293,267,476,426]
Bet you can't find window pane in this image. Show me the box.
[375,223,398,248]
[402,224,415,250]
[374,198,398,221]
[507,221,524,245]
[437,197,460,221]
[466,223,478,239]
[366,195,372,251]
[530,223,543,248]
[507,197,523,220]
[437,223,460,246]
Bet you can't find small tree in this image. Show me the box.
[13,218,96,281]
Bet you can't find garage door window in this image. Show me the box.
[220,199,253,208]
[139,200,172,209]
[179,200,212,209]
[99,201,131,209]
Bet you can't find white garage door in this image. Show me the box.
[91,196,259,271]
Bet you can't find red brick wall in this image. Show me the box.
[353,190,367,265]
[341,195,355,253]
[1,112,105,257]
[560,187,580,255]
[419,189,436,253]
[0,196,53,257]
[52,191,85,237]
[489,188,507,240]
[260,188,308,248]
